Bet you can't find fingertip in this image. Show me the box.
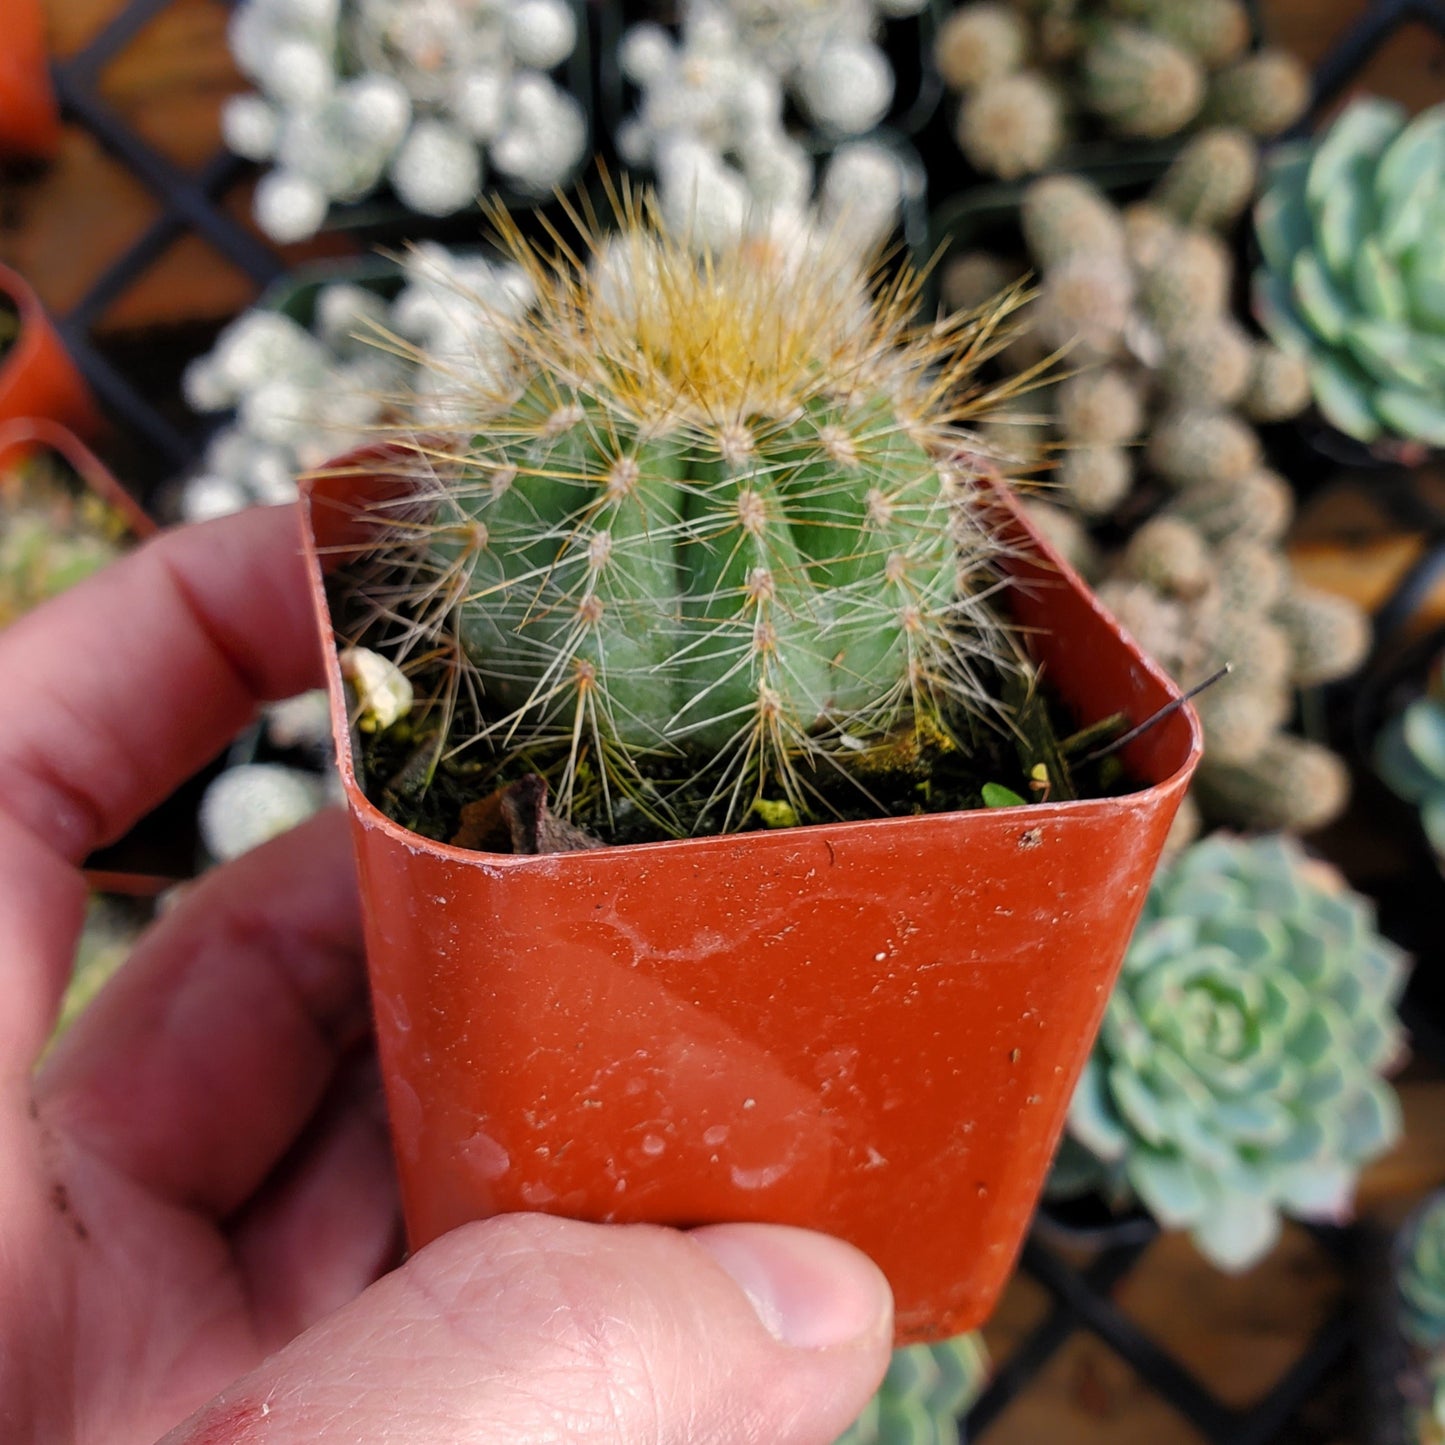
[689,1223,895,1353]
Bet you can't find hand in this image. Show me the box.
[0,505,893,1444]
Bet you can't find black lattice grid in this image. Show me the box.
[29,0,1445,1439]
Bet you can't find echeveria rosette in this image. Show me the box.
[1375,661,1445,863]
[1064,833,1408,1272]
[834,1333,988,1445]
[1252,97,1445,454]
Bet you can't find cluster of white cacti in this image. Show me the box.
[616,1,925,255]
[180,245,533,521]
[222,0,588,242]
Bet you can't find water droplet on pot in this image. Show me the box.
[641,1134,665,1157]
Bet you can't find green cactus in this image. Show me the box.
[956,71,1066,180]
[1204,49,1311,138]
[834,1333,989,1445]
[934,3,1030,91]
[1079,24,1205,139]
[1375,658,1445,862]
[1062,832,1407,1271]
[380,204,1033,830]
[1253,97,1445,450]
[1193,732,1351,832]
[0,457,130,628]
[1152,127,1259,231]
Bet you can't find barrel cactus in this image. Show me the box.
[374,202,1025,831]
[1062,833,1408,1271]
[835,1332,988,1445]
[1253,97,1445,451]
[1375,656,1445,863]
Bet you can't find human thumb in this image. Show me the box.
[163,1213,894,1444]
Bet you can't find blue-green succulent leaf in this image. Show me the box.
[1308,351,1384,441]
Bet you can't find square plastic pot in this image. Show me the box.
[300,454,1201,1343]
[0,264,101,438]
[0,0,60,161]
[0,417,149,540]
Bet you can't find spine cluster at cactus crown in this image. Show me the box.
[335,197,1041,834]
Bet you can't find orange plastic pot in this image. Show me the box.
[0,0,60,160]
[300,456,1201,1343]
[0,264,101,438]
[0,417,149,538]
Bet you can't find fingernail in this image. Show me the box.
[691,1224,893,1350]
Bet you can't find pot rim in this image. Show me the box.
[0,415,152,539]
[299,452,1203,868]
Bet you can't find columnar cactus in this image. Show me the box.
[1253,97,1445,452]
[934,0,1307,182]
[1062,833,1408,1271]
[222,0,588,241]
[371,202,1025,830]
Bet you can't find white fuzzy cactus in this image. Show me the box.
[181,249,531,520]
[222,0,587,241]
[619,0,916,256]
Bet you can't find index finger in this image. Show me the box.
[0,504,322,863]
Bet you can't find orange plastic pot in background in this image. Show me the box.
[301,458,1201,1343]
[0,416,148,538]
[0,264,101,438]
[0,0,60,161]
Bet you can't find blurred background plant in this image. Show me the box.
[1252,97,1445,461]
[1050,832,1408,1272]
[221,0,588,241]
[0,450,131,627]
[934,0,1309,182]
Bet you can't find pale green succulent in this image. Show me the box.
[1375,662,1445,862]
[1253,97,1445,450]
[834,1333,988,1445]
[1400,1195,1445,1445]
[0,460,129,629]
[1402,1194,1445,1350]
[1064,833,1408,1272]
